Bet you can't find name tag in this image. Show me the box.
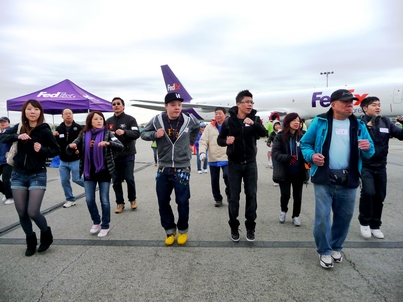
[131,126,138,130]
[59,134,65,138]
[380,127,389,133]
[335,128,348,135]
[184,127,189,133]
[111,137,118,141]
[245,124,251,127]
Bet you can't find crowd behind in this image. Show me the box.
[1,89,402,269]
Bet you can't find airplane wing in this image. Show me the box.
[131,99,231,112]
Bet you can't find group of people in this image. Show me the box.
[1,88,401,270]
[265,89,403,269]
[0,97,139,256]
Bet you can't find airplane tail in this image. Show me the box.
[161,65,192,102]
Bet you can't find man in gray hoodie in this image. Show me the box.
[141,92,200,246]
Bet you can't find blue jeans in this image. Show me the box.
[112,160,136,204]
[209,164,229,202]
[358,166,387,229]
[313,184,357,255]
[59,159,84,201]
[156,167,190,234]
[84,181,111,229]
[227,161,258,230]
[196,149,207,171]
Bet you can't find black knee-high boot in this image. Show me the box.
[26,233,37,257]
[38,227,53,253]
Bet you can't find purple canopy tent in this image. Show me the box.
[6,79,113,121]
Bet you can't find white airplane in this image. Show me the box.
[131,65,403,124]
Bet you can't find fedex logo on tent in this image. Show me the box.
[167,83,181,91]
[311,89,368,108]
[37,91,76,98]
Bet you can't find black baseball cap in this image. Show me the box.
[330,89,359,102]
[0,116,10,123]
[165,92,184,104]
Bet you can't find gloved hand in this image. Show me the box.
[290,155,297,165]
[200,153,206,161]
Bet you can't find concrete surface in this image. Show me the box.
[0,137,402,302]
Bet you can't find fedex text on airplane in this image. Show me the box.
[167,83,181,92]
[37,91,76,98]
[311,90,368,108]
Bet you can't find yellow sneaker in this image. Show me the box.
[165,232,176,246]
[177,232,188,245]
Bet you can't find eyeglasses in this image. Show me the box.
[112,102,121,106]
[240,101,254,105]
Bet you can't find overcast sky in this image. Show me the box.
[1,0,402,124]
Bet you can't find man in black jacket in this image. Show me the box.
[106,97,140,213]
[358,96,403,239]
[54,108,84,208]
[217,90,267,242]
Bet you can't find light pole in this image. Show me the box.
[320,71,334,87]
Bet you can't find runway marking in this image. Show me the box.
[0,238,402,248]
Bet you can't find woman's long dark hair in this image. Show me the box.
[82,111,106,133]
[280,112,303,142]
[21,99,45,135]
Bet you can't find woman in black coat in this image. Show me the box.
[272,112,308,226]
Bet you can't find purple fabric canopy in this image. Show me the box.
[6,79,113,114]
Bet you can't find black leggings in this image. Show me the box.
[12,189,47,236]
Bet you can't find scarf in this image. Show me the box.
[84,126,105,178]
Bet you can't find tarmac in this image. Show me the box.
[0,137,402,302]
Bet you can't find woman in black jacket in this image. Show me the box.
[272,112,308,226]
[67,111,123,238]
[0,99,60,256]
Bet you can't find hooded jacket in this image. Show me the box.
[217,106,267,164]
[0,123,60,174]
[300,109,375,188]
[141,113,200,167]
[360,114,403,168]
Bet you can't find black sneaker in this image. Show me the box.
[246,229,255,242]
[231,229,240,242]
[214,200,223,207]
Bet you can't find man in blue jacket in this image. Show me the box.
[301,89,375,269]
[358,96,403,239]
[0,116,13,204]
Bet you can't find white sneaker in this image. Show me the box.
[63,201,76,208]
[371,229,385,239]
[319,254,334,269]
[331,251,343,263]
[273,182,279,187]
[2,196,6,202]
[292,216,301,226]
[203,169,208,173]
[360,225,371,238]
[98,228,110,238]
[279,211,286,223]
[4,198,14,205]
[198,170,202,174]
[90,224,100,234]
